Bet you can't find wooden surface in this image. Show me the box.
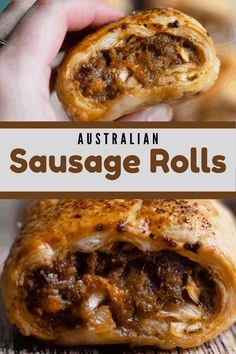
[1,201,236,353]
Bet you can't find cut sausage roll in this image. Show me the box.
[173,45,236,121]
[56,8,220,121]
[2,199,236,349]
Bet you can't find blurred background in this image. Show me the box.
[105,0,236,122]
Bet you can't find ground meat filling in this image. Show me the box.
[76,33,200,103]
[24,243,215,335]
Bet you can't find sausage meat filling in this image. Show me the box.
[24,243,215,336]
[76,33,200,103]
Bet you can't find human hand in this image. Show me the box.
[0,0,173,122]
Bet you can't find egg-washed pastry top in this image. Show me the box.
[145,0,235,43]
[2,199,236,350]
[56,8,220,121]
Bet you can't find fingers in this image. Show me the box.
[0,0,37,39]
[1,0,124,70]
[119,105,173,122]
[0,0,123,121]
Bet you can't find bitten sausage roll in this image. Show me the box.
[173,45,236,121]
[56,8,220,121]
[145,0,236,43]
[2,199,236,349]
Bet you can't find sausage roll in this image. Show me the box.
[2,199,236,349]
[145,0,236,43]
[56,8,220,121]
[173,45,236,121]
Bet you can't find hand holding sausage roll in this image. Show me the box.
[0,1,172,122]
[56,8,220,121]
[2,199,236,349]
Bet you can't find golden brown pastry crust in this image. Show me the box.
[56,8,220,121]
[145,0,236,43]
[2,199,236,349]
[173,45,236,121]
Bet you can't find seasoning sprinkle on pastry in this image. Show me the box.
[2,199,236,349]
[56,8,220,121]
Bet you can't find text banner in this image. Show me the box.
[0,123,235,198]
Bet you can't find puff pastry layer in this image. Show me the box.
[56,8,220,121]
[173,45,236,121]
[2,199,236,349]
